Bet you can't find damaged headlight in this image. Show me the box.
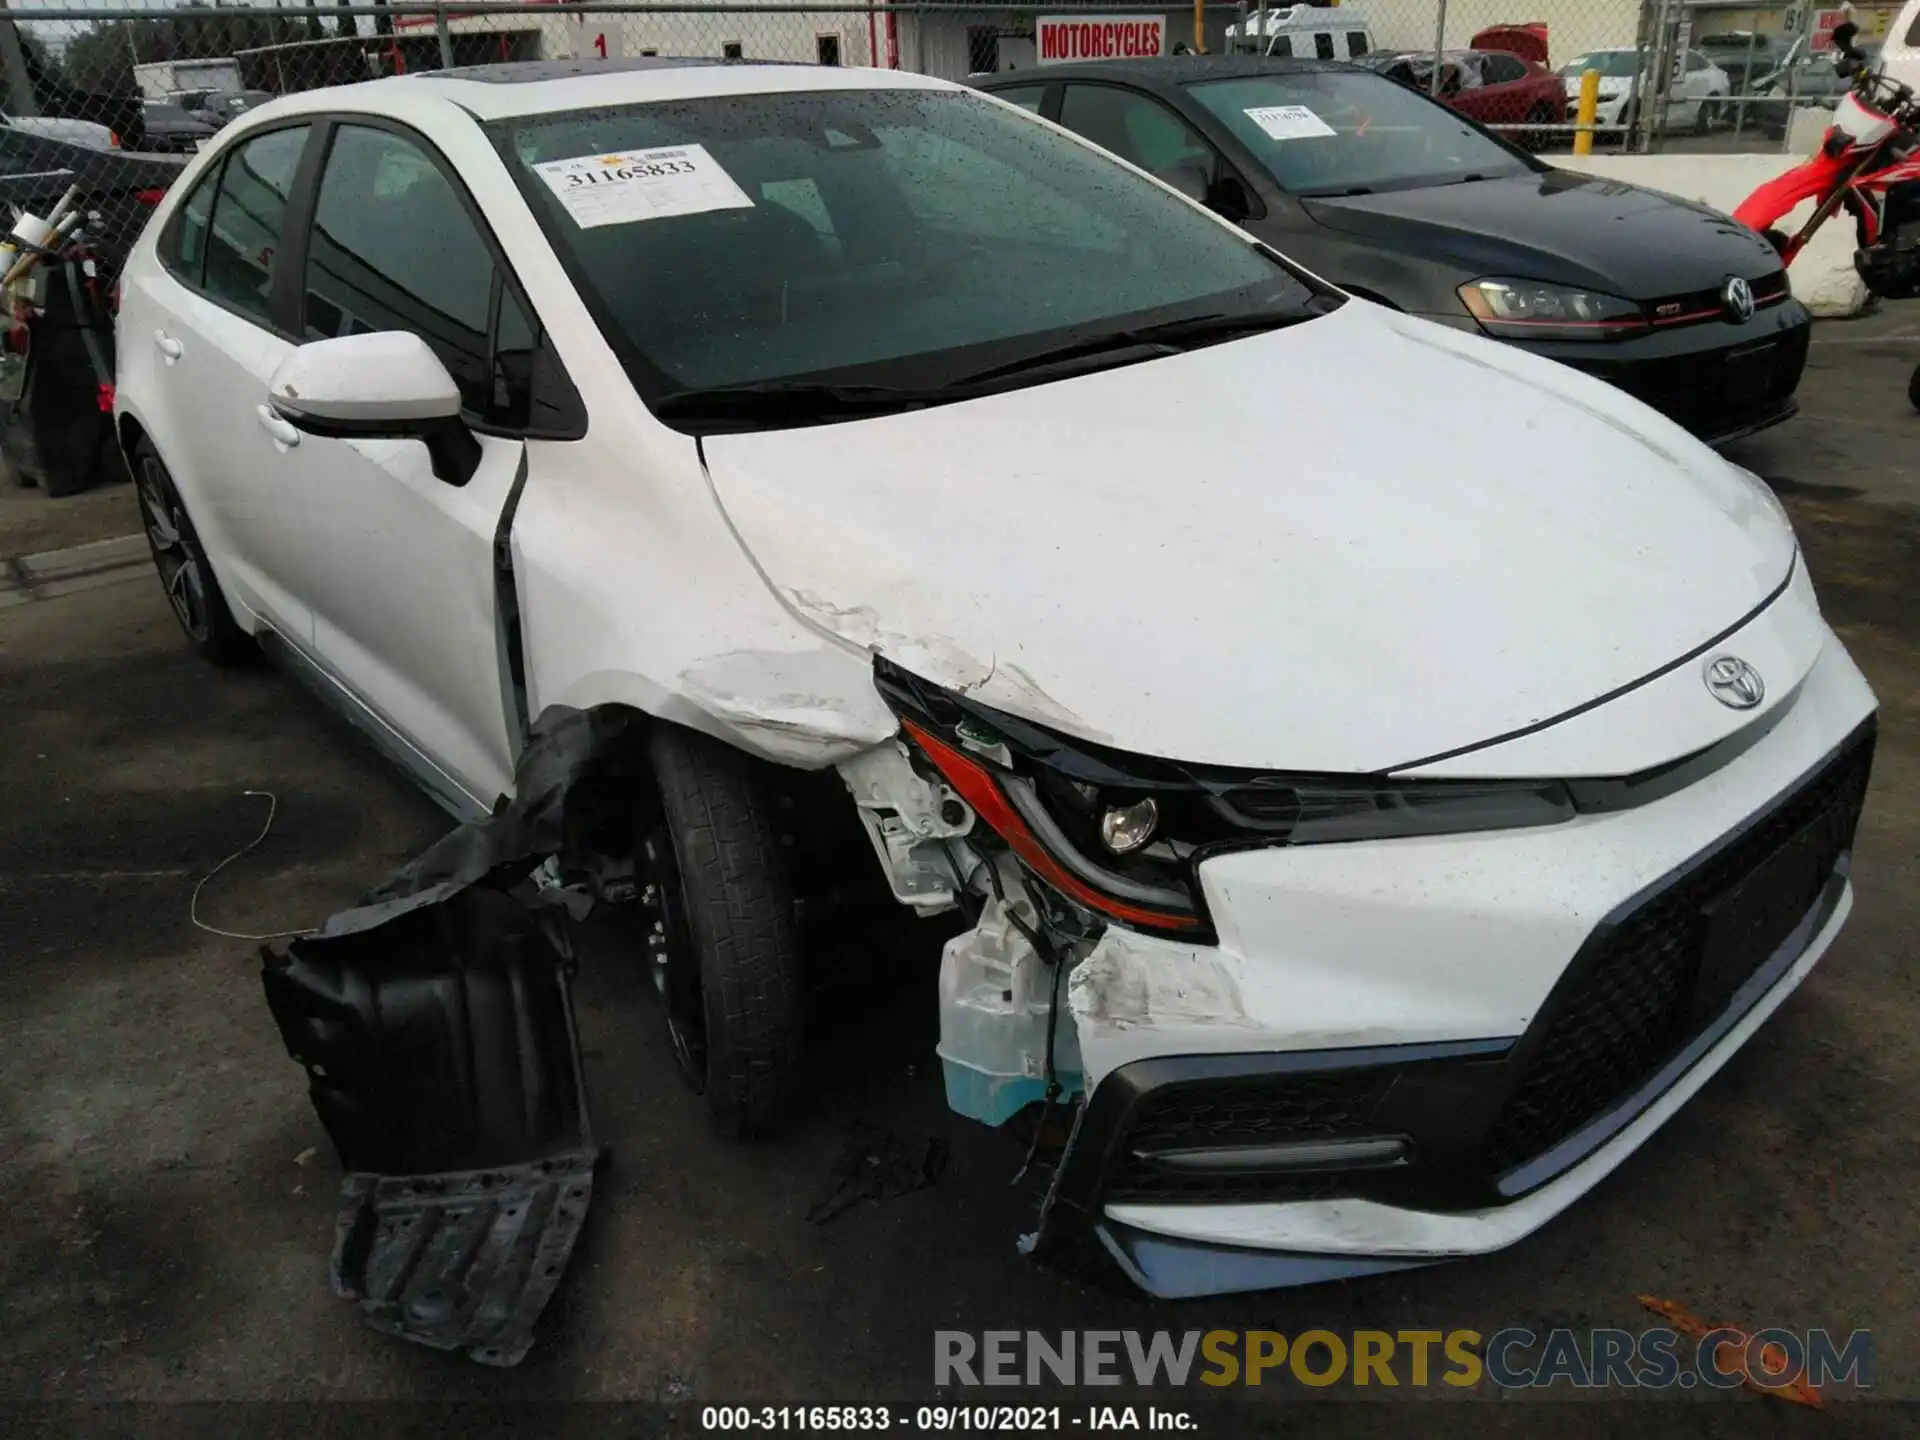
[876,660,1575,942]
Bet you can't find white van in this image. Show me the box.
[1224,3,1374,62]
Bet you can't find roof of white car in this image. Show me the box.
[272,57,956,125]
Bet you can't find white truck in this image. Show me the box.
[133,57,241,102]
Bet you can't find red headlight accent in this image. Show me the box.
[901,719,1202,933]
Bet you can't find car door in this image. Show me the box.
[267,117,554,811]
[132,121,316,639]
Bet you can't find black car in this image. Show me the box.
[0,122,184,273]
[140,100,220,154]
[979,56,1809,445]
[201,89,276,127]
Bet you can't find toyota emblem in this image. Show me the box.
[1704,655,1765,709]
[1723,275,1755,323]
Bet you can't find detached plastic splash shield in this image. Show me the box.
[263,707,638,1366]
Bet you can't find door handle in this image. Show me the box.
[154,329,182,362]
[254,405,301,448]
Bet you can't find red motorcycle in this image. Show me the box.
[1733,21,1920,407]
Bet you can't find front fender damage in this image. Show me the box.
[261,706,641,1366]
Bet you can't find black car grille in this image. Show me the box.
[1602,319,1809,436]
[1105,1069,1391,1204]
[1644,271,1791,329]
[1484,731,1874,1175]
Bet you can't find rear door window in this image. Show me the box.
[160,167,218,286]
[201,125,310,325]
[1057,84,1219,183]
[991,85,1047,113]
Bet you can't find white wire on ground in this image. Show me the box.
[189,789,316,942]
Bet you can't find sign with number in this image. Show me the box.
[1036,15,1166,65]
[533,145,755,228]
[567,16,624,60]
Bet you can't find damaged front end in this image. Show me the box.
[853,659,1580,1285]
[262,708,639,1365]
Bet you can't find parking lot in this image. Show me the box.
[1,309,1916,1429]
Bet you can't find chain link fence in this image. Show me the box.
[0,0,1898,271]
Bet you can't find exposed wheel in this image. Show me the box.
[640,725,804,1139]
[1695,99,1718,134]
[130,439,253,665]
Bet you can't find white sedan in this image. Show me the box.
[114,57,1875,1297]
[1560,47,1733,133]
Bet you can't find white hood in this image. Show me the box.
[700,302,1796,774]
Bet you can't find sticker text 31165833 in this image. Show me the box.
[533,143,755,228]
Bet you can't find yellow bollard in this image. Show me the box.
[1573,70,1600,155]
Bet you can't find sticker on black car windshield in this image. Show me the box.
[532,144,754,228]
[1244,105,1338,141]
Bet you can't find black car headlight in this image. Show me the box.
[876,661,1575,941]
[1459,277,1648,341]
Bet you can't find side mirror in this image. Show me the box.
[267,331,480,485]
[1161,161,1213,207]
[269,331,458,434]
[1210,175,1255,223]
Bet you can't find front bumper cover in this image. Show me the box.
[1031,704,1873,1294]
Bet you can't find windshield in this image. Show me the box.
[494,89,1319,419]
[1558,52,1641,78]
[1183,70,1530,198]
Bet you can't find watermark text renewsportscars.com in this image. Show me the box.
[934,1328,1874,1392]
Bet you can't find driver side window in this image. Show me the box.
[300,123,539,428]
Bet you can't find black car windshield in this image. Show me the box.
[1183,69,1530,197]
[1558,52,1642,78]
[495,89,1321,419]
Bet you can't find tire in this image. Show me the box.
[1521,101,1557,154]
[130,440,254,666]
[641,725,804,1139]
[1908,361,1920,413]
[1695,98,1718,135]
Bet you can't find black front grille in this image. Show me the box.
[1106,1069,1391,1203]
[1485,732,1874,1174]
[1645,271,1791,328]
[1604,320,1810,436]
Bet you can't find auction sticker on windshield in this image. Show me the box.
[1244,105,1338,141]
[533,144,754,228]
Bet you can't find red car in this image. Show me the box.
[1360,29,1565,146]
